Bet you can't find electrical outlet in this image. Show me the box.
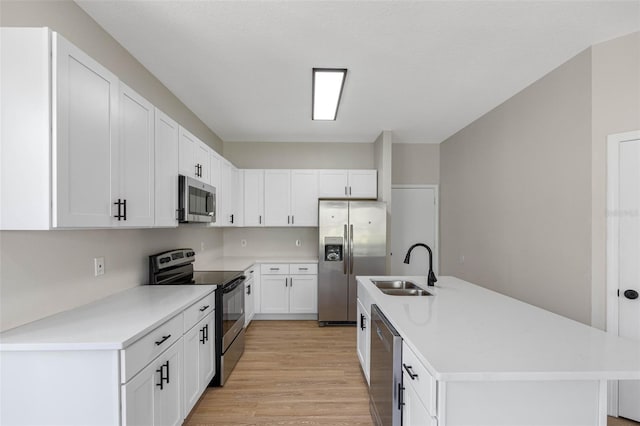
[295,240,301,247]
[94,257,105,276]
[241,239,247,247]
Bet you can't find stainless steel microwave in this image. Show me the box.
[178,175,216,223]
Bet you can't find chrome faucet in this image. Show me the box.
[403,243,437,287]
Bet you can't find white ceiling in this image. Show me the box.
[76,1,640,143]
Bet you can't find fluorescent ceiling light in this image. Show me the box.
[312,68,347,121]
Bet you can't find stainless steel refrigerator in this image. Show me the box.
[318,200,387,324]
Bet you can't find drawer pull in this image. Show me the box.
[155,334,171,346]
[299,267,308,271]
[403,363,419,380]
[199,305,210,312]
[270,268,280,271]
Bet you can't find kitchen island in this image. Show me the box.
[357,276,640,426]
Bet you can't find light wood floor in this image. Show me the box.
[186,320,372,425]
[186,320,638,426]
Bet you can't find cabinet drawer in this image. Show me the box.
[261,264,289,275]
[244,265,257,279]
[121,313,183,383]
[402,342,437,416]
[184,292,215,332]
[290,263,317,274]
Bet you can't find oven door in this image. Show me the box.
[222,276,246,352]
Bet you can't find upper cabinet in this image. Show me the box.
[264,170,319,227]
[318,169,377,199]
[219,160,242,226]
[179,127,210,184]
[154,109,179,227]
[243,170,265,227]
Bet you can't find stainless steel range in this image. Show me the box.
[148,248,245,386]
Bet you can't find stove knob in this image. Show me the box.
[187,251,195,257]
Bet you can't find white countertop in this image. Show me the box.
[201,256,318,272]
[0,285,216,351]
[358,275,640,382]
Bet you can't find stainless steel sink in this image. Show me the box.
[379,288,432,296]
[371,280,433,296]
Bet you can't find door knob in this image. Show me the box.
[623,289,639,300]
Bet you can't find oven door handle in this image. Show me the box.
[222,276,247,293]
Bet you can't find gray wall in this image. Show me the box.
[392,143,440,184]
[223,228,318,258]
[223,141,374,169]
[0,0,225,331]
[590,32,640,329]
[440,49,593,324]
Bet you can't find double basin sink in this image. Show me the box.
[371,280,433,296]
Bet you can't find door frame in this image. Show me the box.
[606,129,640,416]
[391,184,440,274]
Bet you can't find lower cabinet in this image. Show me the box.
[356,298,371,384]
[122,339,183,426]
[259,263,318,316]
[244,266,256,326]
[183,312,215,417]
[402,370,437,426]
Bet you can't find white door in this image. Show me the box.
[153,340,182,426]
[390,187,438,276]
[154,109,179,227]
[260,276,289,313]
[289,275,318,314]
[54,33,118,228]
[198,314,215,392]
[178,127,197,179]
[348,170,377,198]
[245,279,255,325]
[318,169,349,198]
[195,142,210,184]
[182,323,201,416]
[264,170,291,226]
[616,137,640,422]
[118,83,155,227]
[291,170,319,226]
[210,152,222,225]
[243,170,264,226]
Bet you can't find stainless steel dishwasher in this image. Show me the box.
[369,304,403,426]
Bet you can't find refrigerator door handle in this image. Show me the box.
[343,224,348,275]
[350,224,354,274]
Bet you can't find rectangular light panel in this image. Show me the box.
[312,68,347,121]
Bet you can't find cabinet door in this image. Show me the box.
[290,170,318,226]
[402,373,437,426]
[154,109,179,227]
[231,165,242,226]
[195,141,210,184]
[356,299,370,384]
[198,314,215,393]
[289,275,318,314]
[243,170,265,226]
[264,170,291,226]
[118,83,155,227]
[220,161,235,225]
[348,170,377,199]
[153,340,182,426]
[245,279,255,326]
[210,151,222,225]
[318,170,349,198]
[260,276,289,313]
[183,322,200,417]
[54,33,118,228]
[178,127,197,179]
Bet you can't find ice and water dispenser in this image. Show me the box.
[324,237,343,261]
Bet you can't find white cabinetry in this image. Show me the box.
[264,170,319,226]
[356,298,371,384]
[183,313,215,417]
[318,169,377,199]
[243,170,265,226]
[0,287,216,426]
[220,160,242,226]
[402,370,437,426]
[117,83,155,227]
[122,339,183,426]
[154,109,179,227]
[244,266,257,326]
[179,127,210,183]
[259,264,317,315]
[209,151,223,224]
